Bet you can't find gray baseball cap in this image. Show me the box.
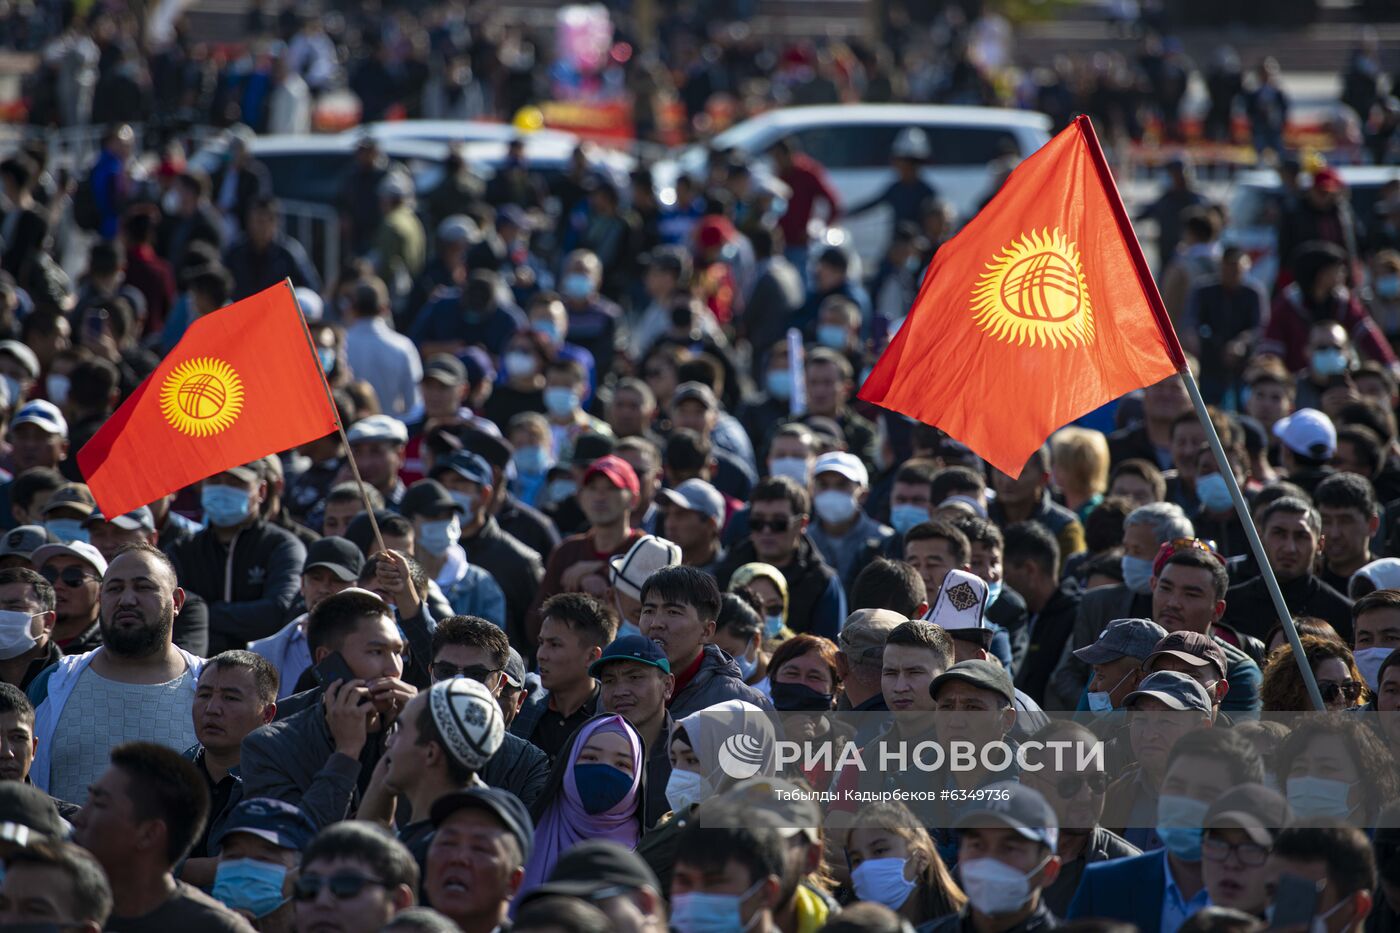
[1073,618,1168,666]
[656,478,725,526]
[1123,670,1213,713]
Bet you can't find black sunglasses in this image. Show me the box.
[1054,773,1110,799]
[751,517,794,533]
[1319,680,1362,705]
[293,873,391,902]
[431,662,502,684]
[40,565,99,588]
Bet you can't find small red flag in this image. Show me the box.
[78,282,338,516]
[859,115,1186,476]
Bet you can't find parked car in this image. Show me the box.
[344,119,579,148]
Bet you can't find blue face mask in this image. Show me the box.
[45,519,89,545]
[544,386,580,418]
[1196,472,1234,512]
[735,648,759,680]
[766,370,793,400]
[1121,555,1155,595]
[514,445,553,476]
[213,858,289,919]
[1156,794,1209,861]
[1379,274,1400,299]
[671,880,765,933]
[574,762,633,815]
[317,346,336,374]
[562,273,593,300]
[985,579,1003,608]
[532,320,560,343]
[450,491,478,516]
[764,614,785,639]
[889,504,931,537]
[1311,347,1349,377]
[419,516,461,557]
[202,485,252,528]
[1286,776,1359,822]
[817,324,848,349]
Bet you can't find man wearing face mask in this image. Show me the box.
[922,782,1062,933]
[1263,242,1397,374]
[40,482,96,545]
[1267,826,1376,933]
[1294,322,1357,412]
[166,462,307,654]
[739,344,800,460]
[0,566,59,689]
[210,797,316,933]
[1073,727,1263,933]
[670,801,787,933]
[558,249,622,377]
[399,479,505,627]
[1072,617,1167,715]
[1047,502,1194,711]
[806,452,892,587]
[1350,589,1400,692]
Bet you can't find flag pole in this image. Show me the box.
[1073,116,1325,712]
[283,280,388,557]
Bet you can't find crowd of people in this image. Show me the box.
[2,3,1400,933]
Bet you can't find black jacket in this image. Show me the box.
[480,731,550,810]
[989,585,1032,674]
[716,536,844,640]
[166,519,308,653]
[919,901,1060,933]
[1015,579,1084,707]
[496,494,561,563]
[668,645,775,722]
[1043,826,1141,917]
[461,516,545,658]
[1221,573,1354,643]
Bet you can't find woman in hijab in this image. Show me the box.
[521,713,647,892]
[729,562,792,644]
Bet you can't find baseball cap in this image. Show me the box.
[719,776,823,841]
[838,609,907,664]
[346,414,409,446]
[929,659,1015,705]
[1313,167,1345,192]
[0,526,49,561]
[1073,618,1169,666]
[954,781,1058,851]
[1146,631,1228,680]
[423,354,468,387]
[84,505,155,532]
[673,382,718,411]
[430,787,535,862]
[434,450,494,488]
[1348,557,1400,599]
[378,170,413,199]
[429,677,505,772]
[569,431,616,467]
[608,534,681,601]
[295,287,324,322]
[11,400,66,438]
[923,569,989,639]
[41,483,95,518]
[0,783,63,847]
[460,428,514,471]
[212,797,318,853]
[1204,784,1292,845]
[215,461,262,484]
[32,541,107,578]
[0,341,39,380]
[583,455,640,497]
[521,840,662,905]
[813,451,868,487]
[938,494,988,519]
[1272,408,1336,460]
[503,647,526,690]
[436,214,480,245]
[589,634,672,678]
[656,478,725,526]
[303,536,365,583]
[401,480,462,519]
[1123,670,1214,713]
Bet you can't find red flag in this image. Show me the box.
[859,115,1186,476]
[78,282,338,516]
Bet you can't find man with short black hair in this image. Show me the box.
[295,821,418,932]
[1222,497,1353,642]
[1269,826,1376,933]
[0,841,113,932]
[904,519,970,596]
[1155,549,1263,713]
[512,592,614,759]
[640,566,771,720]
[1003,522,1081,707]
[671,801,787,933]
[240,588,417,828]
[73,741,255,931]
[0,566,58,689]
[849,559,926,619]
[1314,472,1381,594]
[429,615,550,808]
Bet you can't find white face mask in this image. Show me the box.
[813,489,858,525]
[1353,646,1393,691]
[768,457,811,486]
[959,855,1048,916]
[665,768,713,814]
[0,610,37,661]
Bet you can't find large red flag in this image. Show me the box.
[78,282,338,516]
[859,115,1186,476]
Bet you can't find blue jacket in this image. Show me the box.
[1067,849,1167,933]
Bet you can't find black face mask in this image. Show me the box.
[771,680,834,712]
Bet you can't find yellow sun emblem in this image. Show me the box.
[160,357,245,437]
[971,227,1094,349]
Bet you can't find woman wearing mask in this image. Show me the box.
[843,800,965,925]
[767,633,852,792]
[522,713,646,893]
[1261,634,1369,712]
[728,563,794,646]
[483,330,550,429]
[1190,444,1252,559]
[711,591,768,688]
[1275,713,1398,825]
[506,412,555,508]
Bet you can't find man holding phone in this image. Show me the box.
[241,589,417,829]
[1266,826,1375,933]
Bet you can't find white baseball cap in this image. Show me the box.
[32,541,108,578]
[1272,408,1336,460]
[813,451,868,487]
[12,400,67,438]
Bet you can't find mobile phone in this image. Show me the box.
[312,651,357,688]
[1269,873,1322,929]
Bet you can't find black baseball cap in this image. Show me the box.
[460,428,514,470]
[212,797,318,853]
[424,354,468,387]
[569,432,616,467]
[520,840,662,906]
[929,659,1016,705]
[504,647,526,689]
[430,787,535,862]
[400,479,462,519]
[303,536,365,583]
[0,783,63,847]
[433,450,493,488]
[954,781,1058,849]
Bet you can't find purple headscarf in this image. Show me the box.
[519,714,645,893]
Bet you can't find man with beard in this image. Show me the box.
[28,543,203,811]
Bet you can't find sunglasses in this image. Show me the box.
[1053,773,1109,799]
[751,517,796,533]
[1201,836,1269,867]
[39,565,99,588]
[431,662,502,684]
[293,873,391,902]
[1319,680,1362,705]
